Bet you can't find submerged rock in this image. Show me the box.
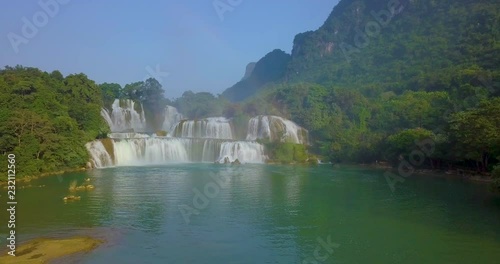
[63,195,81,201]
[0,236,102,263]
[155,130,168,137]
[75,186,87,191]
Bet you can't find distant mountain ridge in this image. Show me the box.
[241,62,256,81]
[222,0,499,101]
[221,49,291,101]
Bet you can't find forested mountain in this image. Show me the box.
[0,0,498,181]
[224,0,499,101]
[221,0,500,174]
[285,0,499,92]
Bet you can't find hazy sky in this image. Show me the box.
[1,0,338,98]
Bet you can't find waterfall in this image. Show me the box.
[91,106,311,167]
[172,117,233,139]
[217,141,266,164]
[101,99,147,132]
[101,108,113,129]
[108,133,150,139]
[86,137,265,167]
[246,115,308,144]
[85,141,114,168]
[112,138,190,166]
[162,105,183,133]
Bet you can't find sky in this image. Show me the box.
[0,0,338,98]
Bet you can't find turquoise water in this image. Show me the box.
[1,164,500,263]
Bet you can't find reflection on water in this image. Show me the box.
[1,164,500,263]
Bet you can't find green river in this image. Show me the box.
[1,164,500,263]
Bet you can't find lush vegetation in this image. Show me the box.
[173,91,226,119]
[0,66,109,178]
[220,0,500,178]
[263,142,309,164]
[1,0,498,186]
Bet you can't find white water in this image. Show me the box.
[173,117,233,139]
[101,99,147,132]
[162,105,183,133]
[217,141,266,164]
[112,138,190,166]
[86,137,265,167]
[108,133,150,139]
[246,115,308,144]
[101,108,113,129]
[91,109,308,167]
[85,141,114,168]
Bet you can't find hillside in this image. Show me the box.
[286,0,499,92]
[221,0,500,174]
[221,49,291,101]
[223,0,499,100]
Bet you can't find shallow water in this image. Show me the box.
[1,164,500,263]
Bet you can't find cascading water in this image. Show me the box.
[108,133,150,139]
[172,117,233,140]
[162,105,183,133]
[246,115,308,144]
[86,138,266,167]
[86,140,114,168]
[101,108,113,129]
[90,107,307,167]
[101,99,147,132]
[217,141,266,164]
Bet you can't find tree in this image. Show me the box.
[448,98,500,171]
[99,82,121,108]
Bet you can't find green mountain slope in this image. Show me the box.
[286,0,499,91]
[223,0,499,100]
[223,0,500,173]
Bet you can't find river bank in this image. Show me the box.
[359,163,494,183]
[0,167,87,187]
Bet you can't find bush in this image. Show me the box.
[265,142,309,164]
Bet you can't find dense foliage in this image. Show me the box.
[0,66,109,177]
[2,0,499,184]
[173,91,226,119]
[264,142,309,164]
[221,0,500,175]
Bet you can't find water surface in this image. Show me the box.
[1,164,500,263]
